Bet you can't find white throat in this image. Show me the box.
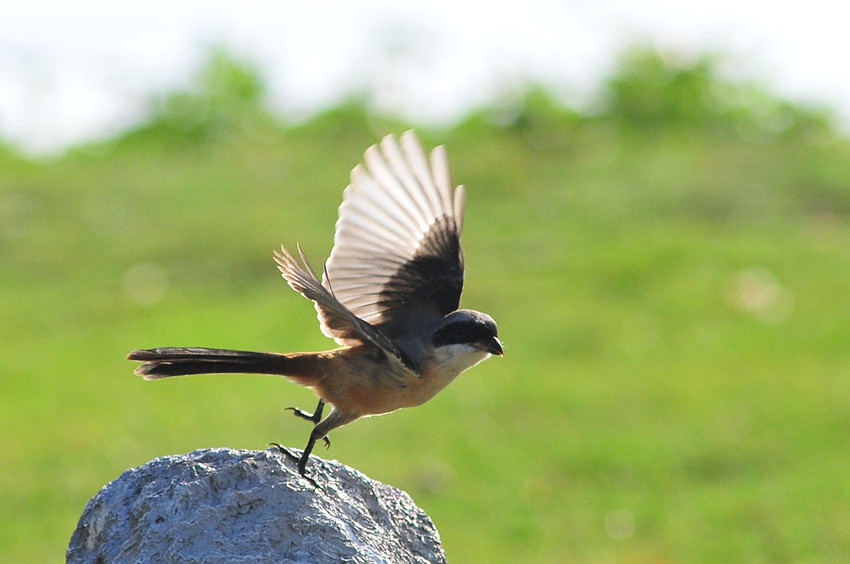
[431,344,491,378]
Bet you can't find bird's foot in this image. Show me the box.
[268,442,300,462]
[284,407,331,449]
[267,443,323,491]
[285,406,318,422]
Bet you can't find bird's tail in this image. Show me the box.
[128,347,317,383]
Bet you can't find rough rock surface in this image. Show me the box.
[67,448,447,563]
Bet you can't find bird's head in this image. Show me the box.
[431,309,503,372]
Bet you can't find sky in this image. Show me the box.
[1,1,848,154]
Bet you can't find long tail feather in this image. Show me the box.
[128,347,297,380]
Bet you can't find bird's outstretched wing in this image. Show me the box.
[323,131,466,337]
[274,245,416,370]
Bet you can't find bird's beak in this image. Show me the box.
[483,336,504,356]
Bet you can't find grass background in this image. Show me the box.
[3,48,850,562]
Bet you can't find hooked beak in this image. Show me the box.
[483,336,504,356]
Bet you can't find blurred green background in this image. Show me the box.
[3,46,850,563]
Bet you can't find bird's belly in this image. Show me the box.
[337,368,461,417]
[316,348,487,417]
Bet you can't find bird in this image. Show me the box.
[128,130,503,479]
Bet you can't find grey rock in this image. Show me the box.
[67,448,447,563]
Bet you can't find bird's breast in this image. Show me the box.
[313,345,488,418]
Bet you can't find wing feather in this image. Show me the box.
[323,131,465,332]
[273,245,416,371]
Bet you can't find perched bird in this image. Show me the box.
[128,131,502,478]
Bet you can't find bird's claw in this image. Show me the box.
[268,442,299,462]
[285,403,331,448]
[285,406,316,422]
[267,443,323,491]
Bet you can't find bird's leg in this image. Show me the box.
[271,438,319,477]
[268,442,322,490]
[296,426,323,476]
[285,399,330,448]
[269,403,333,489]
[295,409,352,474]
[276,409,353,476]
[286,399,325,423]
[269,402,333,475]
